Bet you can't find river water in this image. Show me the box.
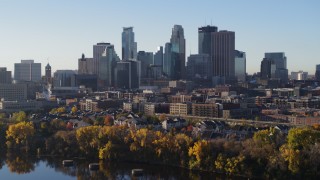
[0,153,224,180]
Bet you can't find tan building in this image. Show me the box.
[192,103,218,117]
[170,103,191,116]
[144,103,155,116]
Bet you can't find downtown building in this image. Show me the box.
[78,54,94,75]
[163,25,186,80]
[234,50,246,82]
[115,60,139,89]
[99,43,120,88]
[315,64,320,80]
[0,67,12,84]
[260,52,288,84]
[122,27,137,60]
[14,60,41,82]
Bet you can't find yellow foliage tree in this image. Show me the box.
[76,126,102,155]
[6,122,35,149]
[71,106,78,114]
[11,111,27,122]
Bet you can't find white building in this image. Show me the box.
[291,71,308,80]
[234,50,246,82]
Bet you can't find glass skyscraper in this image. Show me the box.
[122,27,137,60]
[169,25,186,80]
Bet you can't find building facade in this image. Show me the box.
[170,25,186,80]
[122,27,137,60]
[234,50,246,82]
[14,60,41,82]
[78,54,94,75]
[211,31,235,80]
[115,60,139,89]
[187,54,212,80]
[0,67,12,84]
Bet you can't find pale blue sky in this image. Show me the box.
[0,0,319,74]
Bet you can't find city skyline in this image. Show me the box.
[0,0,319,74]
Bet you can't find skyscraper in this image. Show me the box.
[137,51,153,79]
[260,58,276,79]
[93,43,111,75]
[154,46,163,66]
[122,27,137,60]
[0,67,11,84]
[99,44,120,87]
[14,60,41,82]
[115,60,139,89]
[234,50,246,82]
[170,25,186,80]
[187,54,212,80]
[198,25,218,55]
[211,30,235,78]
[163,42,172,78]
[263,52,288,83]
[315,64,320,80]
[78,54,94,75]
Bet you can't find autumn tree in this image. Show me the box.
[71,106,78,114]
[188,140,214,170]
[11,111,27,122]
[76,126,102,156]
[6,122,35,150]
[280,127,320,174]
[104,115,114,126]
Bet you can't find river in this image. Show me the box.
[0,152,225,180]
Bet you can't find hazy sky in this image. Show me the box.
[0,0,319,74]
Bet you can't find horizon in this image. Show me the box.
[0,0,319,74]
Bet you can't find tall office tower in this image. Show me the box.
[163,42,172,78]
[265,52,287,69]
[14,60,41,82]
[78,54,94,74]
[316,64,320,80]
[187,54,212,80]
[291,71,308,80]
[234,50,246,82]
[170,25,186,80]
[122,27,137,60]
[53,70,76,87]
[93,43,110,75]
[211,31,235,79]
[137,51,153,79]
[99,44,120,87]
[154,46,163,66]
[198,25,218,55]
[0,67,12,84]
[260,58,276,79]
[264,52,288,83]
[115,60,139,89]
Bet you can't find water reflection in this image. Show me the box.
[0,151,224,179]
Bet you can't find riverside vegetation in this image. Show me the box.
[1,111,320,179]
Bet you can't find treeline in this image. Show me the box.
[1,119,320,178]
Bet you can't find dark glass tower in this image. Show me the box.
[170,25,186,80]
[198,25,218,55]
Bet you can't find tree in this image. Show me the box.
[57,107,66,113]
[188,140,214,170]
[76,126,102,156]
[71,106,78,114]
[104,115,114,126]
[159,114,167,122]
[11,111,27,122]
[6,122,35,150]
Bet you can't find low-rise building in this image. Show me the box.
[170,103,191,116]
